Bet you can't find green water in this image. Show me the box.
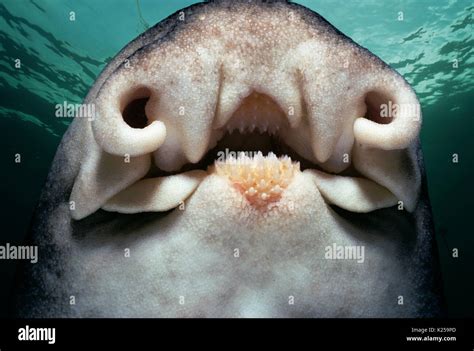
[0,0,472,317]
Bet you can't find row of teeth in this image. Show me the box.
[215,152,300,207]
[225,120,281,135]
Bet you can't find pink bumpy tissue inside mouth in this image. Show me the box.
[215,152,300,208]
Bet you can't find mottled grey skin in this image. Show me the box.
[13,0,444,317]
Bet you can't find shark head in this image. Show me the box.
[15,0,444,318]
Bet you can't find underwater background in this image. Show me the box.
[0,0,472,317]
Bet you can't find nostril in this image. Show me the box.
[121,87,151,129]
[122,97,149,128]
[92,84,166,158]
[364,91,394,125]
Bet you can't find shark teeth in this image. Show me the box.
[225,116,282,136]
[214,151,300,208]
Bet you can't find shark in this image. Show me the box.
[14,0,444,317]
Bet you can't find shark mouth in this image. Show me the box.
[68,2,422,221]
[70,87,420,221]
